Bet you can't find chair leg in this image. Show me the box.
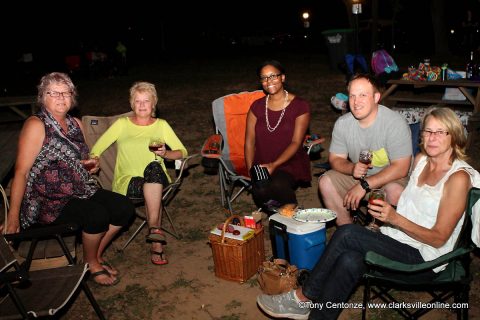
[120,220,147,252]
[55,234,76,265]
[362,279,369,320]
[80,280,106,320]
[161,206,180,239]
[23,238,39,271]
[230,186,246,203]
[6,283,30,319]
[219,169,227,208]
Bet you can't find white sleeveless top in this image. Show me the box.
[381,155,477,272]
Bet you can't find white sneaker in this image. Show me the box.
[256,290,310,320]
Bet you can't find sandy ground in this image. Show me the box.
[3,51,480,319]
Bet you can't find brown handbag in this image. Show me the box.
[257,258,298,295]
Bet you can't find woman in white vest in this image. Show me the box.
[257,106,479,320]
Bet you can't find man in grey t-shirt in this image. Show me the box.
[319,74,412,225]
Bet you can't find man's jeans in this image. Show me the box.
[302,224,435,320]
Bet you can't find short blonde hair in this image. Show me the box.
[420,106,467,162]
[129,82,158,116]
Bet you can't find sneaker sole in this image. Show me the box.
[256,296,309,320]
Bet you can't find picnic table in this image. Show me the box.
[0,95,36,121]
[0,122,21,185]
[380,79,480,150]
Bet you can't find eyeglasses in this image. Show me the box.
[259,73,282,83]
[46,91,73,98]
[421,130,449,137]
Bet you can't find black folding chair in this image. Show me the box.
[0,233,106,319]
[362,187,479,319]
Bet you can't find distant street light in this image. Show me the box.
[302,11,310,29]
[352,0,363,54]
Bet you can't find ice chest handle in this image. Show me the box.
[269,219,290,262]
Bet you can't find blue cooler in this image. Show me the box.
[269,214,326,270]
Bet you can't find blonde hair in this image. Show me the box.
[420,106,468,162]
[129,82,158,116]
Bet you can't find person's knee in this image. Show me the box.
[83,210,110,233]
[114,196,135,226]
[121,196,135,216]
[332,224,364,243]
[318,174,334,194]
[336,251,365,275]
[144,161,169,185]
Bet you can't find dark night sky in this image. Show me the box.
[0,1,477,64]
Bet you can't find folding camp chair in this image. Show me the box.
[362,187,479,320]
[202,91,325,215]
[202,91,265,215]
[82,113,196,250]
[1,184,79,272]
[0,234,106,319]
[118,154,197,251]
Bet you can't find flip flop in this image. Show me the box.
[151,249,168,265]
[90,269,120,286]
[146,227,167,245]
[100,261,119,276]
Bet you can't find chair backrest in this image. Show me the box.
[212,90,265,177]
[459,186,480,249]
[82,111,133,190]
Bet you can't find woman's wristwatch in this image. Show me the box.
[360,176,370,192]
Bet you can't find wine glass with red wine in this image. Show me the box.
[83,153,97,172]
[359,150,372,177]
[149,138,165,161]
[366,188,386,232]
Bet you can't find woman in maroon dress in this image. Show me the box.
[245,60,311,211]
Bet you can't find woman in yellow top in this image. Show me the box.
[91,82,187,265]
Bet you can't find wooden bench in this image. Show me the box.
[0,96,36,121]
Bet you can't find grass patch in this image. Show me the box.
[225,299,242,310]
[98,283,161,319]
[182,227,208,242]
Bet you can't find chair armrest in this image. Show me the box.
[4,223,79,242]
[304,134,325,155]
[183,153,200,162]
[304,134,325,147]
[365,246,474,273]
[201,134,222,159]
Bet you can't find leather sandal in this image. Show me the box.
[90,269,120,286]
[100,261,119,276]
[151,249,168,265]
[146,227,167,245]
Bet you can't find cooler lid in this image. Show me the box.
[269,213,325,235]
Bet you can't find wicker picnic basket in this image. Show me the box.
[209,215,265,283]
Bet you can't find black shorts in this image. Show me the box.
[126,161,169,198]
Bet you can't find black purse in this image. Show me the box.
[250,165,270,185]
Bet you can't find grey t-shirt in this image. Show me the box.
[329,105,412,176]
